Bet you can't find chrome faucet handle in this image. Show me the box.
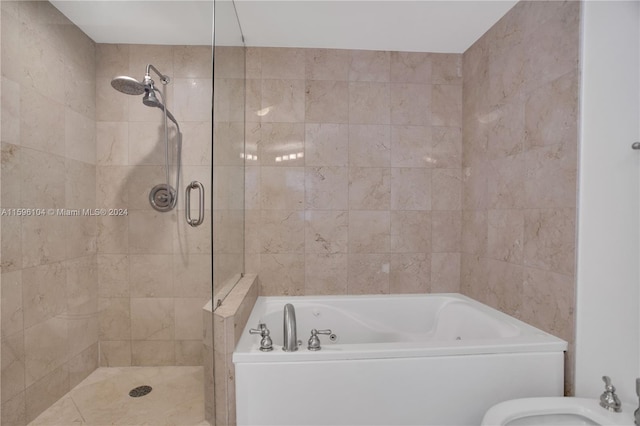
[249,323,273,352]
[307,329,332,351]
[600,376,622,412]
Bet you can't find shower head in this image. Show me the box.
[143,87,180,131]
[142,88,162,108]
[111,76,146,95]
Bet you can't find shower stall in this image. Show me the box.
[0,0,245,424]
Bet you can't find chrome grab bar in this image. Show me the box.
[185,181,204,227]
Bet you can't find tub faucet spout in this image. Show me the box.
[283,303,298,352]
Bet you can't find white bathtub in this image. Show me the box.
[233,293,567,425]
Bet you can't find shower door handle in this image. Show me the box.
[185,181,205,227]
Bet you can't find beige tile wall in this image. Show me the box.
[460,0,580,394]
[95,43,213,368]
[245,47,464,296]
[1,2,98,424]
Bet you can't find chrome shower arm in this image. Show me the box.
[145,64,170,85]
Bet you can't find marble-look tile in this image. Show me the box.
[174,298,206,341]
[260,167,304,210]
[175,340,203,366]
[68,344,98,389]
[28,394,83,425]
[1,270,24,338]
[305,167,348,210]
[460,253,487,298]
[523,208,576,276]
[348,211,390,253]
[24,316,68,387]
[258,122,305,166]
[391,167,431,210]
[348,125,390,167]
[347,254,390,294]
[432,210,462,253]
[348,82,390,125]
[258,254,305,296]
[174,46,213,79]
[127,122,167,166]
[1,215,22,271]
[173,254,212,299]
[130,298,175,340]
[486,259,524,317]
[261,79,305,123]
[99,298,130,341]
[524,72,578,148]
[2,331,25,404]
[304,254,348,295]
[487,102,525,159]
[1,143,22,208]
[22,262,67,329]
[522,267,575,342]
[174,78,213,122]
[97,215,128,254]
[431,168,462,210]
[305,123,348,167]
[96,166,130,209]
[487,153,526,209]
[349,50,390,82]
[96,44,129,79]
[304,210,348,254]
[129,254,173,298]
[128,210,175,254]
[432,126,462,168]
[431,53,462,85]
[64,58,96,119]
[65,108,96,164]
[431,84,462,127]
[65,255,98,312]
[525,142,577,209]
[462,163,489,210]
[1,78,21,145]
[21,146,65,209]
[305,80,348,123]
[25,364,69,424]
[261,47,305,80]
[461,210,487,255]
[391,211,431,253]
[259,210,305,254]
[65,159,96,208]
[99,341,131,367]
[96,76,129,122]
[306,49,349,81]
[212,121,241,167]
[390,52,431,84]
[390,83,430,126]
[19,29,65,104]
[390,126,431,168]
[98,255,130,298]
[348,167,390,210]
[390,253,430,293]
[213,78,244,123]
[431,252,461,293]
[2,391,26,426]
[131,341,176,366]
[214,46,244,80]
[487,209,524,263]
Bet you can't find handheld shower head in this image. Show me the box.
[142,87,161,108]
[142,87,180,131]
[111,76,146,95]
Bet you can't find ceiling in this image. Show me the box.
[50,0,518,53]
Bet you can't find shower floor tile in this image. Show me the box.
[28,366,210,426]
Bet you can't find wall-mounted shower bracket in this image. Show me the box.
[149,183,177,212]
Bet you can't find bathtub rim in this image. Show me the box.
[233,293,568,363]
